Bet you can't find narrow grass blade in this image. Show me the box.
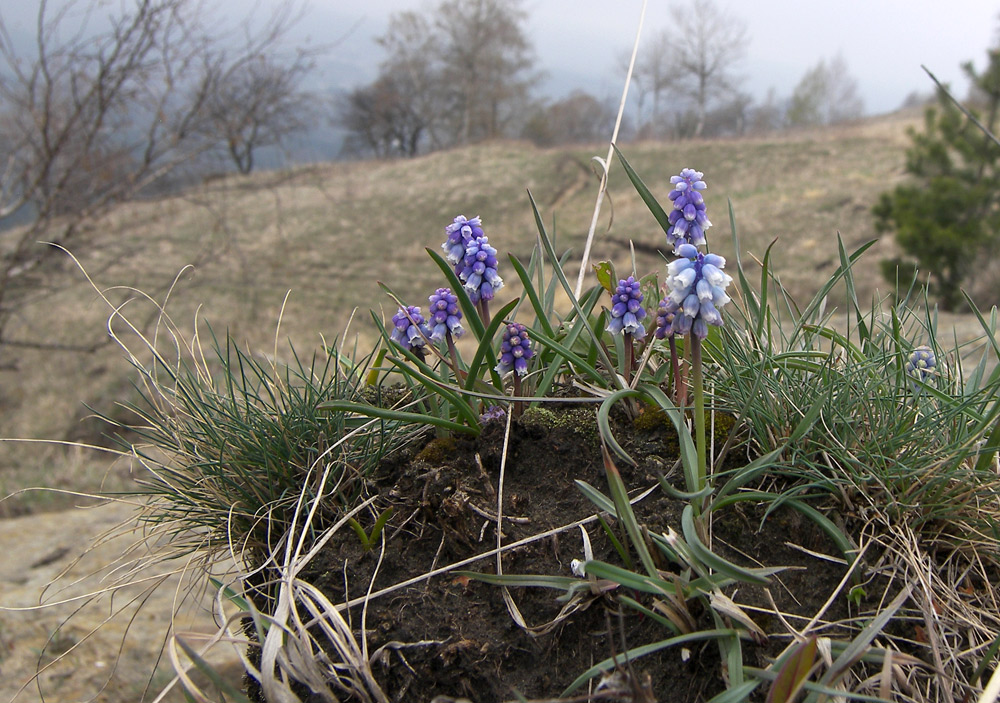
[458,572,584,591]
[813,582,914,692]
[597,388,643,466]
[509,253,555,337]
[528,190,623,390]
[619,595,682,636]
[708,681,762,703]
[612,144,672,236]
[574,479,616,514]
[789,240,877,345]
[175,636,253,703]
[837,233,870,344]
[602,443,659,578]
[562,629,743,696]
[681,505,771,585]
[637,383,699,493]
[463,297,520,391]
[728,199,762,328]
[526,326,604,383]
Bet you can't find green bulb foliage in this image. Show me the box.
[875,46,1000,311]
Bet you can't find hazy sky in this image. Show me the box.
[316,0,1000,116]
[2,1,997,117]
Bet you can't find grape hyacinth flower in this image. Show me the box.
[460,234,504,305]
[427,287,464,375]
[496,321,533,417]
[906,346,937,382]
[607,275,646,383]
[655,295,684,406]
[390,305,429,354]
[663,243,732,340]
[427,287,464,341]
[442,215,483,264]
[496,322,533,377]
[480,405,507,425]
[654,296,676,339]
[606,276,647,341]
[666,168,712,251]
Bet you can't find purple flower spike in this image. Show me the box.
[661,244,732,340]
[667,168,712,251]
[460,234,503,304]
[442,215,484,264]
[427,287,464,341]
[606,276,647,340]
[390,305,429,351]
[496,322,533,377]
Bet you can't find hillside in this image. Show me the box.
[0,110,955,515]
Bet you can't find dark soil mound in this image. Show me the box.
[251,405,852,702]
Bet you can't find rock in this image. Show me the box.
[0,501,244,703]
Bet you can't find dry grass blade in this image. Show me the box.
[573,0,648,298]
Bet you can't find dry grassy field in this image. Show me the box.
[2,108,989,517]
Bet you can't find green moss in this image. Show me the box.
[521,405,600,448]
[633,406,738,451]
[415,436,458,464]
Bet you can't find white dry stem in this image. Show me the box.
[573,0,648,299]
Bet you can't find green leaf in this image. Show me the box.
[175,636,253,702]
[766,636,817,703]
[464,297,520,391]
[814,582,914,690]
[509,254,555,337]
[612,144,672,236]
[574,479,616,514]
[593,260,617,295]
[528,190,624,391]
[365,348,388,386]
[681,505,771,585]
[708,681,762,703]
[458,572,585,591]
[562,629,743,696]
[601,443,659,578]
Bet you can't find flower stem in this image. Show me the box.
[692,335,706,513]
[512,374,523,418]
[624,332,634,384]
[478,299,491,327]
[669,335,680,403]
[445,332,464,383]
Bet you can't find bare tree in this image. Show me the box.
[787,53,865,127]
[627,27,676,133]
[0,0,316,361]
[337,75,429,158]
[373,10,443,152]
[202,51,317,174]
[666,0,749,138]
[435,0,536,144]
[521,90,617,146]
[338,0,537,155]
